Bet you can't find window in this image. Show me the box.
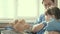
[39,0,45,15]
[0,0,46,23]
[0,0,39,20]
[0,0,16,19]
[58,0,60,8]
[17,0,38,18]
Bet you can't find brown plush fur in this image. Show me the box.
[10,19,30,33]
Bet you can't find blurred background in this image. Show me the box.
[0,0,60,34]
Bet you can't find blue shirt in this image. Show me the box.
[37,21,47,34]
[37,14,45,23]
[37,15,60,34]
[45,19,60,32]
[36,14,47,34]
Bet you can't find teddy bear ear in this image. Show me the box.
[14,19,19,24]
[9,19,18,26]
[18,19,26,24]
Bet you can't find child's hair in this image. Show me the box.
[42,0,54,4]
[45,7,60,19]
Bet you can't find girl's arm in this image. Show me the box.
[32,23,45,33]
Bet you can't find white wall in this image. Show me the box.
[58,0,60,8]
[39,0,45,16]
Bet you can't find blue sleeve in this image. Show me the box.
[42,21,47,27]
[36,21,47,34]
[46,21,57,31]
[37,14,45,23]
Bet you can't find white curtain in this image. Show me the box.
[17,0,38,18]
[0,0,16,19]
[0,0,44,19]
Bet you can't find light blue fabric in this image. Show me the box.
[45,18,60,32]
[37,21,47,34]
[37,17,60,34]
[36,14,47,34]
[5,26,14,31]
[37,14,45,23]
